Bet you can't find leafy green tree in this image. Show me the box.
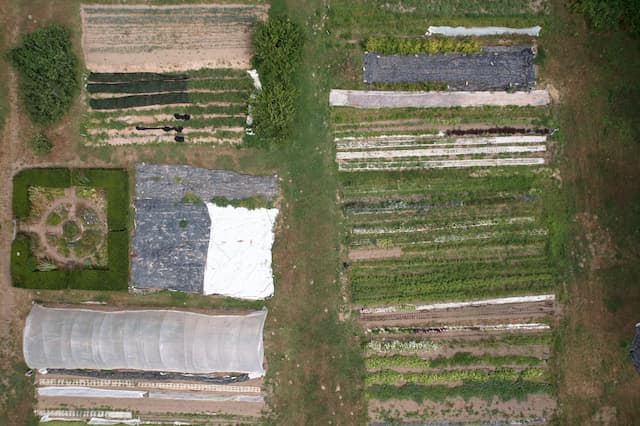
[6,24,79,125]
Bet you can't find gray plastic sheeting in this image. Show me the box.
[24,305,267,377]
[131,163,279,292]
[363,47,535,91]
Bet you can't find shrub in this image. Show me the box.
[6,24,79,125]
[28,134,52,156]
[46,212,61,226]
[251,16,304,144]
[253,16,305,84]
[572,0,640,35]
[365,37,481,55]
[253,83,297,140]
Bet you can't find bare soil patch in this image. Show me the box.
[80,4,269,72]
[369,394,556,422]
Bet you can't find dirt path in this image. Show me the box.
[360,300,558,328]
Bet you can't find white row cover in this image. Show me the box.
[24,305,267,377]
[426,25,542,37]
[329,89,551,108]
[204,204,279,300]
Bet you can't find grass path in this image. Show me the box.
[261,1,367,424]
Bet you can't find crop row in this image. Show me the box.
[350,264,551,291]
[366,340,441,353]
[332,105,550,126]
[87,69,247,83]
[352,274,553,304]
[365,353,545,370]
[367,333,553,352]
[85,116,245,132]
[366,367,546,386]
[360,242,546,265]
[366,380,553,404]
[346,202,541,229]
[336,135,547,151]
[89,91,248,110]
[350,255,549,275]
[87,77,252,94]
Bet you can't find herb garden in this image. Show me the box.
[11,168,129,290]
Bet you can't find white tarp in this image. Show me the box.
[426,25,542,37]
[24,305,267,377]
[203,204,278,299]
[329,89,551,108]
[37,387,146,399]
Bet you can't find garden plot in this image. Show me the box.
[363,46,535,91]
[80,4,269,72]
[26,305,267,423]
[131,164,279,299]
[340,168,557,306]
[337,166,559,422]
[83,70,252,145]
[362,296,557,422]
[11,168,129,290]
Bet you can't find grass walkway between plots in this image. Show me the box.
[260,2,367,424]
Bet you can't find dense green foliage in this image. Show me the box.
[251,16,304,143]
[253,16,305,84]
[28,134,52,156]
[11,168,130,290]
[367,380,553,403]
[365,37,480,55]
[572,0,640,34]
[366,353,545,369]
[89,92,242,110]
[368,81,449,91]
[210,195,272,209]
[6,24,79,125]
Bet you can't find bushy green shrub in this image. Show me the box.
[253,16,305,84]
[365,37,481,55]
[6,24,79,125]
[251,16,304,144]
[29,134,52,156]
[572,0,640,35]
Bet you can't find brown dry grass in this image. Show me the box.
[542,1,640,424]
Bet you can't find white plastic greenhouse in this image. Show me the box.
[23,305,267,377]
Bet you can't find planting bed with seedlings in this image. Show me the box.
[330,3,560,420]
[83,69,253,145]
[80,4,269,73]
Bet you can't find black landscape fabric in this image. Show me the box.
[363,46,536,91]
